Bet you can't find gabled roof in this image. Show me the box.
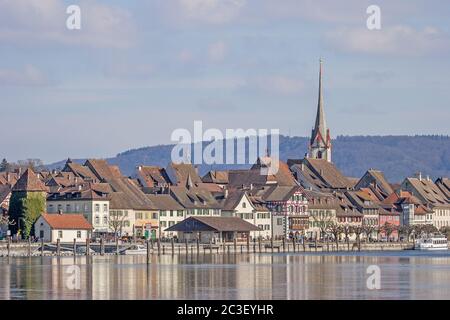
[63,160,97,181]
[40,213,92,230]
[262,185,303,202]
[136,165,171,187]
[202,171,229,184]
[12,168,48,192]
[146,194,184,210]
[169,185,222,209]
[436,178,450,200]
[166,163,202,186]
[290,158,351,191]
[402,177,450,208]
[355,169,394,197]
[108,177,155,210]
[166,216,261,232]
[85,159,122,181]
[221,190,254,211]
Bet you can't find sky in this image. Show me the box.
[0,0,449,163]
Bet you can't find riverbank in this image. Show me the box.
[0,240,416,258]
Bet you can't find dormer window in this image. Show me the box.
[242,202,247,208]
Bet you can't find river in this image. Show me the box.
[1,251,450,299]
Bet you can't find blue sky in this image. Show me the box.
[0,0,449,163]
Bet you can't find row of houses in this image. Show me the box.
[0,155,449,242]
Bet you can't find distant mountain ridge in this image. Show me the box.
[47,135,450,183]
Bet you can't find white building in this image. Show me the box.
[47,183,111,235]
[221,190,271,239]
[34,213,93,243]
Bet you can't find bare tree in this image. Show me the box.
[311,210,335,240]
[108,213,126,241]
[381,222,396,241]
[362,224,377,243]
[352,226,364,250]
[342,224,352,250]
[328,223,343,250]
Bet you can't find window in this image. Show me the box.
[169,221,175,227]
[136,212,143,219]
[242,202,247,208]
[124,211,128,217]
[277,218,283,226]
[95,204,100,213]
[40,230,44,238]
[77,231,81,238]
[177,210,184,217]
[75,204,80,212]
[103,216,108,225]
[160,221,167,227]
[103,204,108,212]
[66,204,71,212]
[84,204,89,212]
[160,211,167,217]
[49,204,54,212]
[170,211,174,217]
[58,230,63,239]
[95,216,100,224]
[152,212,158,219]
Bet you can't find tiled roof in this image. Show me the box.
[146,194,184,210]
[202,170,229,184]
[262,185,303,202]
[12,168,48,192]
[169,185,222,209]
[166,216,261,232]
[166,163,202,185]
[304,158,352,189]
[40,213,93,230]
[137,166,171,187]
[403,177,450,208]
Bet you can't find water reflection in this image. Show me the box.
[1,251,450,300]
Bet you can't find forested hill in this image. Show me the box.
[48,135,450,183]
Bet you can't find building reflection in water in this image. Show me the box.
[2,252,450,299]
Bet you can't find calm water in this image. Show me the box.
[1,251,450,300]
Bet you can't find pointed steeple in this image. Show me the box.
[311,59,327,145]
[309,59,332,162]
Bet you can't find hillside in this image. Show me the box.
[48,135,450,183]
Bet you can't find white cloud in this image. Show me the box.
[208,41,227,62]
[326,26,450,56]
[0,0,136,48]
[0,65,48,86]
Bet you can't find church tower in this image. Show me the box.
[309,59,332,162]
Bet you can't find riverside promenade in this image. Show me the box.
[0,238,416,258]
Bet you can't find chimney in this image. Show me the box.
[319,169,323,176]
[224,189,229,199]
[78,185,82,191]
[250,183,253,191]
[138,166,142,171]
[418,172,422,181]
[300,163,304,171]
[426,175,430,181]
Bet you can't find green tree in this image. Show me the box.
[9,191,46,238]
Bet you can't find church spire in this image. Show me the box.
[309,59,332,162]
[314,58,326,139]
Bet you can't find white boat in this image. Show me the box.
[414,234,448,250]
[122,245,147,255]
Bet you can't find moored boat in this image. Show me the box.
[414,233,448,250]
